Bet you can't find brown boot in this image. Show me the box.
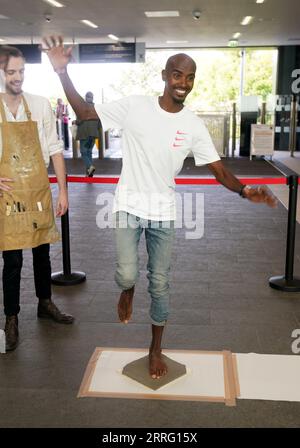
[5,315,19,351]
[37,299,74,324]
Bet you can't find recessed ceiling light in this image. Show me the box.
[80,19,98,29]
[43,0,65,7]
[145,11,180,18]
[108,34,119,41]
[241,16,254,25]
[166,40,189,44]
[256,0,265,4]
[233,32,241,39]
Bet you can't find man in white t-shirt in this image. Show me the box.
[43,37,277,379]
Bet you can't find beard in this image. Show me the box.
[5,83,23,96]
[172,94,187,105]
[171,88,190,104]
[173,96,185,104]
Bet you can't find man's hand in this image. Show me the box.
[41,36,73,74]
[0,177,13,194]
[56,190,68,217]
[243,186,278,208]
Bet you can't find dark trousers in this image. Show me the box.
[2,244,52,316]
[63,122,69,149]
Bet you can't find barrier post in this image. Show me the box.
[51,175,86,286]
[261,102,266,124]
[289,95,297,157]
[269,174,300,292]
[232,102,236,157]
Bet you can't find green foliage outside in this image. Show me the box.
[186,50,241,112]
[244,49,275,101]
[107,53,163,99]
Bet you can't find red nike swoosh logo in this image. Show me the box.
[173,143,183,148]
[175,137,185,141]
[177,131,188,135]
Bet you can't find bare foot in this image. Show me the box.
[149,351,168,379]
[118,286,134,324]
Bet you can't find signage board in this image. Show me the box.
[79,43,136,63]
[14,45,41,63]
[250,124,275,160]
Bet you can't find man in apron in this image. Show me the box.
[0,46,74,352]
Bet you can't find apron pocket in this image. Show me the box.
[2,209,53,236]
[26,210,53,232]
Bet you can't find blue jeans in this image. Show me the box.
[115,212,175,326]
[80,137,95,170]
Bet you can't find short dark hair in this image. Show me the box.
[0,45,25,69]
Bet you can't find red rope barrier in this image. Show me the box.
[49,175,293,185]
[174,177,288,185]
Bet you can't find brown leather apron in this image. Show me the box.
[0,94,60,250]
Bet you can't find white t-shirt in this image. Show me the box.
[95,95,220,221]
[0,92,63,167]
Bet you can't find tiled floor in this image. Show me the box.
[1,155,300,428]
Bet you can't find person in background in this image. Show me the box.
[56,97,69,149]
[0,46,74,353]
[62,102,70,149]
[76,91,101,177]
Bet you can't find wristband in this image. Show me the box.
[239,184,251,198]
[239,185,246,197]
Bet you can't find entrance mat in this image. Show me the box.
[78,349,300,405]
[78,348,238,406]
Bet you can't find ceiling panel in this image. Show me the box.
[0,0,299,47]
